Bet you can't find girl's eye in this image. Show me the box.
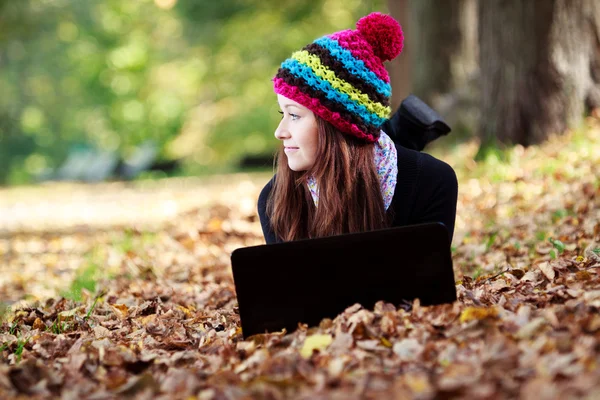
[278,111,300,121]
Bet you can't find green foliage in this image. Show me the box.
[61,261,99,302]
[474,137,509,163]
[485,232,498,251]
[0,0,385,185]
[551,209,575,222]
[9,320,19,335]
[115,228,135,254]
[14,337,28,362]
[471,265,485,279]
[548,238,565,254]
[111,228,156,254]
[49,315,69,334]
[85,295,101,321]
[548,237,566,260]
[535,231,547,241]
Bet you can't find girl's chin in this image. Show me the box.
[287,162,310,172]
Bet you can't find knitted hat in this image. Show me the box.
[273,12,404,143]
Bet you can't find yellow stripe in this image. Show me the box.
[291,50,391,119]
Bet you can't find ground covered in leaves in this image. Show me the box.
[1,121,600,399]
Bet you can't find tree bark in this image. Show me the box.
[387,0,412,110]
[411,0,477,105]
[388,0,478,132]
[479,0,600,148]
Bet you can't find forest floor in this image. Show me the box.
[1,120,599,399]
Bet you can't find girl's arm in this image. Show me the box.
[409,154,458,243]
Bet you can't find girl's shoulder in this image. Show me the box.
[395,143,456,185]
[392,143,457,211]
[259,174,275,196]
[258,175,276,214]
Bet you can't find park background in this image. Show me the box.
[1,1,600,399]
[3,0,597,185]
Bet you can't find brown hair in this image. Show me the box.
[267,116,393,242]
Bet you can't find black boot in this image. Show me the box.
[382,94,451,151]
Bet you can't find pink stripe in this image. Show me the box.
[329,31,389,83]
[273,78,377,143]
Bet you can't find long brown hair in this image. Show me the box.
[267,116,393,242]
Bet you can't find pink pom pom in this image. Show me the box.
[356,12,403,62]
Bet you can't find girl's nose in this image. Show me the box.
[274,120,290,140]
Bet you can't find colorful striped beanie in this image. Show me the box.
[273,12,404,143]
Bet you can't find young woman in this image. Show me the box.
[258,12,458,244]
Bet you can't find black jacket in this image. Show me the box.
[257,143,458,244]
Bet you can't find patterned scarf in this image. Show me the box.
[307,131,398,210]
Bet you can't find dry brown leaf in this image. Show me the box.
[537,262,555,281]
[393,338,423,362]
[516,317,547,339]
[110,304,129,318]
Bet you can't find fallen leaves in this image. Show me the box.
[459,306,499,323]
[392,338,423,361]
[0,123,600,398]
[300,334,332,359]
[515,317,547,339]
[537,261,556,281]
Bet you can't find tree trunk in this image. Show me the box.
[387,0,412,110]
[411,0,477,105]
[388,0,479,133]
[478,0,600,148]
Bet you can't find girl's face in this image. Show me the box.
[275,94,319,172]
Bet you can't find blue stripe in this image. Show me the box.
[280,58,386,126]
[314,36,391,97]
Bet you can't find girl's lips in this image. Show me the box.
[284,147,299,152]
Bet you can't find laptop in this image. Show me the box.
[231,222,456,338]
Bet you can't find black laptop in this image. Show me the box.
[231,222,456,338]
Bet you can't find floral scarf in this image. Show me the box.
[307,130,398,210]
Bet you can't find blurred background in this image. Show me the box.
[0,0,384,185]
[0,0,598,186]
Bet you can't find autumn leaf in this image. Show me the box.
[32,318,44,330]
[111,304,129,318]
[459,307,499,323]
[380,337,392,348]
[516,317,547,339]
[393,338,424,361]
[537,261,555,281]
[300,334,332,358]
